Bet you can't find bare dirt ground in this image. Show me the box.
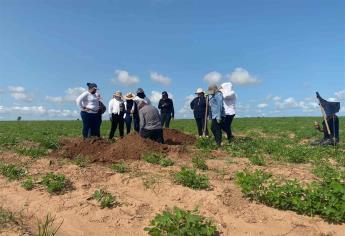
[0,130,344,236]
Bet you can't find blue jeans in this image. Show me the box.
[80,111,98,138]
[124,113,132,134]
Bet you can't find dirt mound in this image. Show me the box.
[163,128,196,145]
[58,129,195,163]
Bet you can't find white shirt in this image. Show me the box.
[108,98,124,115]
[76,91,99,113]
[220,82,236,115]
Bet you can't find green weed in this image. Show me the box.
[0,162,26,180]
[73,155,90,168]
[174,167,209,190]
[249,155,266,166]
[0,206,16,228]
[41,173,69,194]
[110,161,128,173]
[192,156,208,171]
[36,213,63,236]
[21,177,35,190]
[93,189,118,209]
[144,206,218,236]
[142,153,174,167]
[16,147,48,158]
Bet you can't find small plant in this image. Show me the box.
[174,167,209,190]
[144,206,218,236]
[36,213,63,236]
[16,147,48,158]
[0,206,16,228]
[41,173,68,194]
[21,177,35,190]
[196,137,216,151]
[93,189,118,209]
[110,161,128,173]
[192,156,208,170]
[0,162,26,180]
[142,152,174,167]
[73,155,90,168]
[249,155,266,166]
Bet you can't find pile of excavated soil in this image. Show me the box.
[58,129,196,163]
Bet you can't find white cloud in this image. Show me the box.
[227,68,261,85]
[150,72,171,86]
[203,71,222,85]
[274,97,318,112]
[114,70,140,86]
[178,95,194,118]
[149,90,174,106]
[257,103,268,109]
[335,90,345,101]
[328,97,337,102]
[8,86,33,102]
[272,96,281,101]
[46,87,86,104]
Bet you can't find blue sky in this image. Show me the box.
[0,0,344,120]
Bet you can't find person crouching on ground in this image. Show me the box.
[136,98,164,144]
[312,115,339,145]
[219,82,236,142]
[108,91,125,140]
[158,91,174,128]
[190,88,209,137]
[76,82,100,139]
[208,84,226,147]
[123,92,135,134]
[133,88,151,132]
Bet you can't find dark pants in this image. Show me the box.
[195,117,209,136]
[109,113,124,139]
[93,115,102,137]
[80,111,99,138]
[140,128,164,144]
[161,113,171,128]
[221,114,235,141]
[124,113,132,134]
[323,116,339,142]
[133,114,140,132]
[211,119,223,146]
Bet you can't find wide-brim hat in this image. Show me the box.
[114,91,122,97]
[195,88,204,94]
[124,92,134,100]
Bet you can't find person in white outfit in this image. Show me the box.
[108,91,125,139]
[219,82,236,142]
[76,83,100,138]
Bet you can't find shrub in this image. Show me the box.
[144,206,218,236]
[0,162,26,180]
[235,169,345,223]
[41,173,68,194]
[93,189,118,209]
[174,168,209,190]
[110,161,128,173]
[192,156,208,171]
[142,153,174,167]
[21,177,35,190]
[249,155,266,166]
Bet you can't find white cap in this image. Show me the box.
[195,88,204,94]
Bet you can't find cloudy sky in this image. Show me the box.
[0,0,344,120]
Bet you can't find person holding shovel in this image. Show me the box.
[190,88,209,137]
[207,84,225,147]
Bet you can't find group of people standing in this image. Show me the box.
[190,82,236,147]
[76,83,175,144]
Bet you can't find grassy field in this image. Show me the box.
[0,117,344,235]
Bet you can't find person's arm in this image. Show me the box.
[158,99,163,109]
[145,97,151,105]
[139,110,145,130]
[190,98,195,110]
[171,99,175,118]
[76,92,87,109]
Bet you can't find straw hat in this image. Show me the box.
[113,91,122,98]
[124,92,134,100]
[195,88,204,94]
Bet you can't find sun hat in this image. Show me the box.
[87,82,97,89]
[124,92,134,100]
[207,84,218,95]
[195,88,204,94]
[114,91,122,98]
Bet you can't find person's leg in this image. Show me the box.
[108,114,116,139]
[165,113,171,128]
[125,114,131,134]
[211,119,222,146]
[80,111,90,138]
[156,129,164,144]
[133,115,140,132]
[88,113,98,137]
[119,115,124,137]
[195,118,203,136]
[161,113,166,127]
[228,115,235,139]
[221,115,230,140]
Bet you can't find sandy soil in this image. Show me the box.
[0,131,344,236]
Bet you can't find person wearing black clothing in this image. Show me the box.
[190,88,209,137]
[313,115,339,145]
[123,93,135,134]
[158,91,174,128]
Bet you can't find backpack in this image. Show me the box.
[98,101,106,115]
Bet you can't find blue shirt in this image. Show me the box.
[209,91,225,120]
